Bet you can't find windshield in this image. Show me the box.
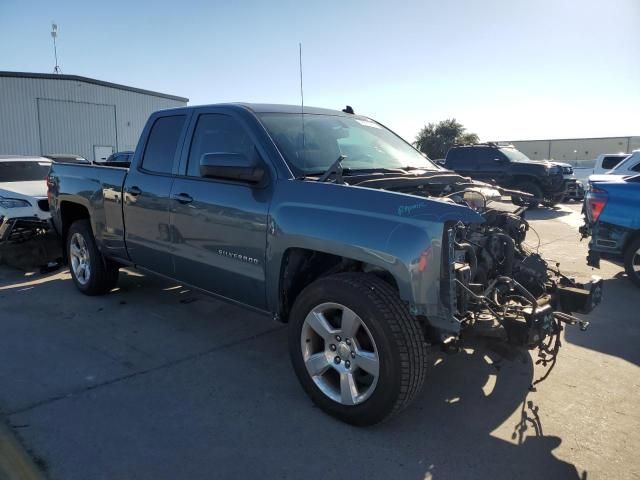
[499,148,531,163]
[611,153,637,172]
[0,161,51,182]
[258,113,438,175]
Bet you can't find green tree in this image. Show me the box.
[414,118,479,159]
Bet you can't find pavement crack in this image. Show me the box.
[7,326,284,416]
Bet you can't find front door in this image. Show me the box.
[169,111,271,309]
[123,113,188,276]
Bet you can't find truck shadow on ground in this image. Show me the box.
[564,275,639,366]
[368,338,586,480]
[0,268,588,480]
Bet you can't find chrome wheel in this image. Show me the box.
[300,302,379,405]
[69,232,91,285]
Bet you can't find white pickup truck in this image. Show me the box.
[585,151,640,184]
[572,153,631,185]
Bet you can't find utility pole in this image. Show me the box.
[51,23,61,74]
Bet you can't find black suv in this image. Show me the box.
[444,143,567,207]
[97,150,134,168]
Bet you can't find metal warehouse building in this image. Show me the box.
[0,71,188,162]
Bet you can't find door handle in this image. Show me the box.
[171,193,193,204]
[128,186,142,196]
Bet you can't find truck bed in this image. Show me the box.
[48,163,129,260]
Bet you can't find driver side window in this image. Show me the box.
[186,114,253,177]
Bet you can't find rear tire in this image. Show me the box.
[624,237,640,288]
[511,181,543,208]
[67,219,119,295]
[288,273,428,426]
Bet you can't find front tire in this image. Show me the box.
[624,237,640,288]
[67,219,119,295]
[288,273,428,426]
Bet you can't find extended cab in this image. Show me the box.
[444,143,569,207]
[48,104,601,425]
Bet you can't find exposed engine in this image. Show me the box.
[347,170,602,352]
[440,191,601,354]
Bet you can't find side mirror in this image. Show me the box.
[493,157,508,164]
[199,152,265,184]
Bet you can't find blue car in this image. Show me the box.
[581,174,640,286]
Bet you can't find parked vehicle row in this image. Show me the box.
[46,104,601,425]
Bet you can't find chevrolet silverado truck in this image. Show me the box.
[444,143,569,207]
[48,104,601,425]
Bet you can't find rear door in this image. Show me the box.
[169,109,271,309]
[445,148,477,176]
[123,113,189,276]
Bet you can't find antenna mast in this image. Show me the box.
[299,42,306,167]
[299,43,304,113]
[51,22,61,74]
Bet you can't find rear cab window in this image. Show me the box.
[141,115,187,174]
[602,156,624,170]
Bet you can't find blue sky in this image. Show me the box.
[1,0,638,142]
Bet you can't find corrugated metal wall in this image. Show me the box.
[0,76,186,159]
[37,99,117,161]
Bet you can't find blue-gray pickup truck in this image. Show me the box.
[47,104,601,425]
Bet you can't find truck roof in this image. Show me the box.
[157,103,356,117]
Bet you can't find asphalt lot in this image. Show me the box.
[0,203,638,480]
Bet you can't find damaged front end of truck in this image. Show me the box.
[443,208,601,351]
[349,172,603,358]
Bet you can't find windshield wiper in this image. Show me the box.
[317,155,346,184]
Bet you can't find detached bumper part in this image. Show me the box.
[557,276,603,314]
[0,216,50,242]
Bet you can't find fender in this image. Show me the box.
[265,179,484,333]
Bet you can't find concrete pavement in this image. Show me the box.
[0,203,638,479]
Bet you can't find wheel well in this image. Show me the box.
[278,248,398,322]
[59,202,90,260]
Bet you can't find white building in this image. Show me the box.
[500,136,640,163]
[0,71,188,162]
